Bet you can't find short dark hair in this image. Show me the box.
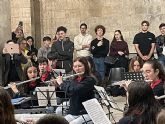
[6,40,14,44]
[159,23,165,29]
[38,57,48,64]
[43,36,51,42]
[95,25,106,35]
[80,23,87,29]
[57,26,67,33]
[141,20,150,26]
[47,51,58,60]
[26,36,34,42]
[36,114,69,124]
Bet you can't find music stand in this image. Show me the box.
[35,86,57,113]
[94,85,123,123]
[123,72,144,81]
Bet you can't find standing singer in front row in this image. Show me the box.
[55,57,96,124]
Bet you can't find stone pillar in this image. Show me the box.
[31,0,41,48]
[0,0,11,84]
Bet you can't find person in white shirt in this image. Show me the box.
[74,23,92,57]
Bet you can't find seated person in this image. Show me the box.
[36,114,69,124]
[55,57,96,124]
[129,56,143,72]
[9,63,41,97]
[47,51,60,75]
[119,81,160,124]
[142,60,165,104]
[38,57,52,85]
[0,87,16,124]
[47,51,66,104]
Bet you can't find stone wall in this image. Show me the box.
[10,0,165,52]
[0,0,11,83]
[0,0,11,46]
[10,0,31,36]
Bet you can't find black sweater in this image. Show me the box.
[90,38,109,58]
[61,76,96,115]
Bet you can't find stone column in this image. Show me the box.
[0,0,11,84]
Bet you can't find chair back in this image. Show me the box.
[108,67,125,84]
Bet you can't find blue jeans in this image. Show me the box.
[158,56,165,66]
[93,57,105,81]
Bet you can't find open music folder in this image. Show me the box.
[82,98,112,124]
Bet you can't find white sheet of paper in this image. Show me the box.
[36,86,56,106]
[15,114,45,122]
[82,98,112,124]
[94,85,119,109]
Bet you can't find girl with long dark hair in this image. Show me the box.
[119,81,160,124]
[110,30,129,71]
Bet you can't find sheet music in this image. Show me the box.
[36,86,57,106]
[11,97,31,105]
[94,85,118,109]
[82,98,112,124]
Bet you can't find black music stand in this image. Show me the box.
[123,72,144,81]
[35,86,57,113]
[94,85,123,124]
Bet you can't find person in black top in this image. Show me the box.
[156,23,165,66]
[2,40,28,86]
[90,25,109,81]
[51,26,74,73]
[133,20,156,62]
[55,57,96,124]
[26,36,38,66]
[119,81,160,124]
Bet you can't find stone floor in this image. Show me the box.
[103,96,126,123]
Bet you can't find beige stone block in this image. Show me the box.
[55,10,66,19]
[135,6,147,14]
[22,8,31,17]
[65,10,80,18]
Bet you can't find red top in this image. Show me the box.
[150,79,161,89]
[41,72,49,82]
[28,81,37,88]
